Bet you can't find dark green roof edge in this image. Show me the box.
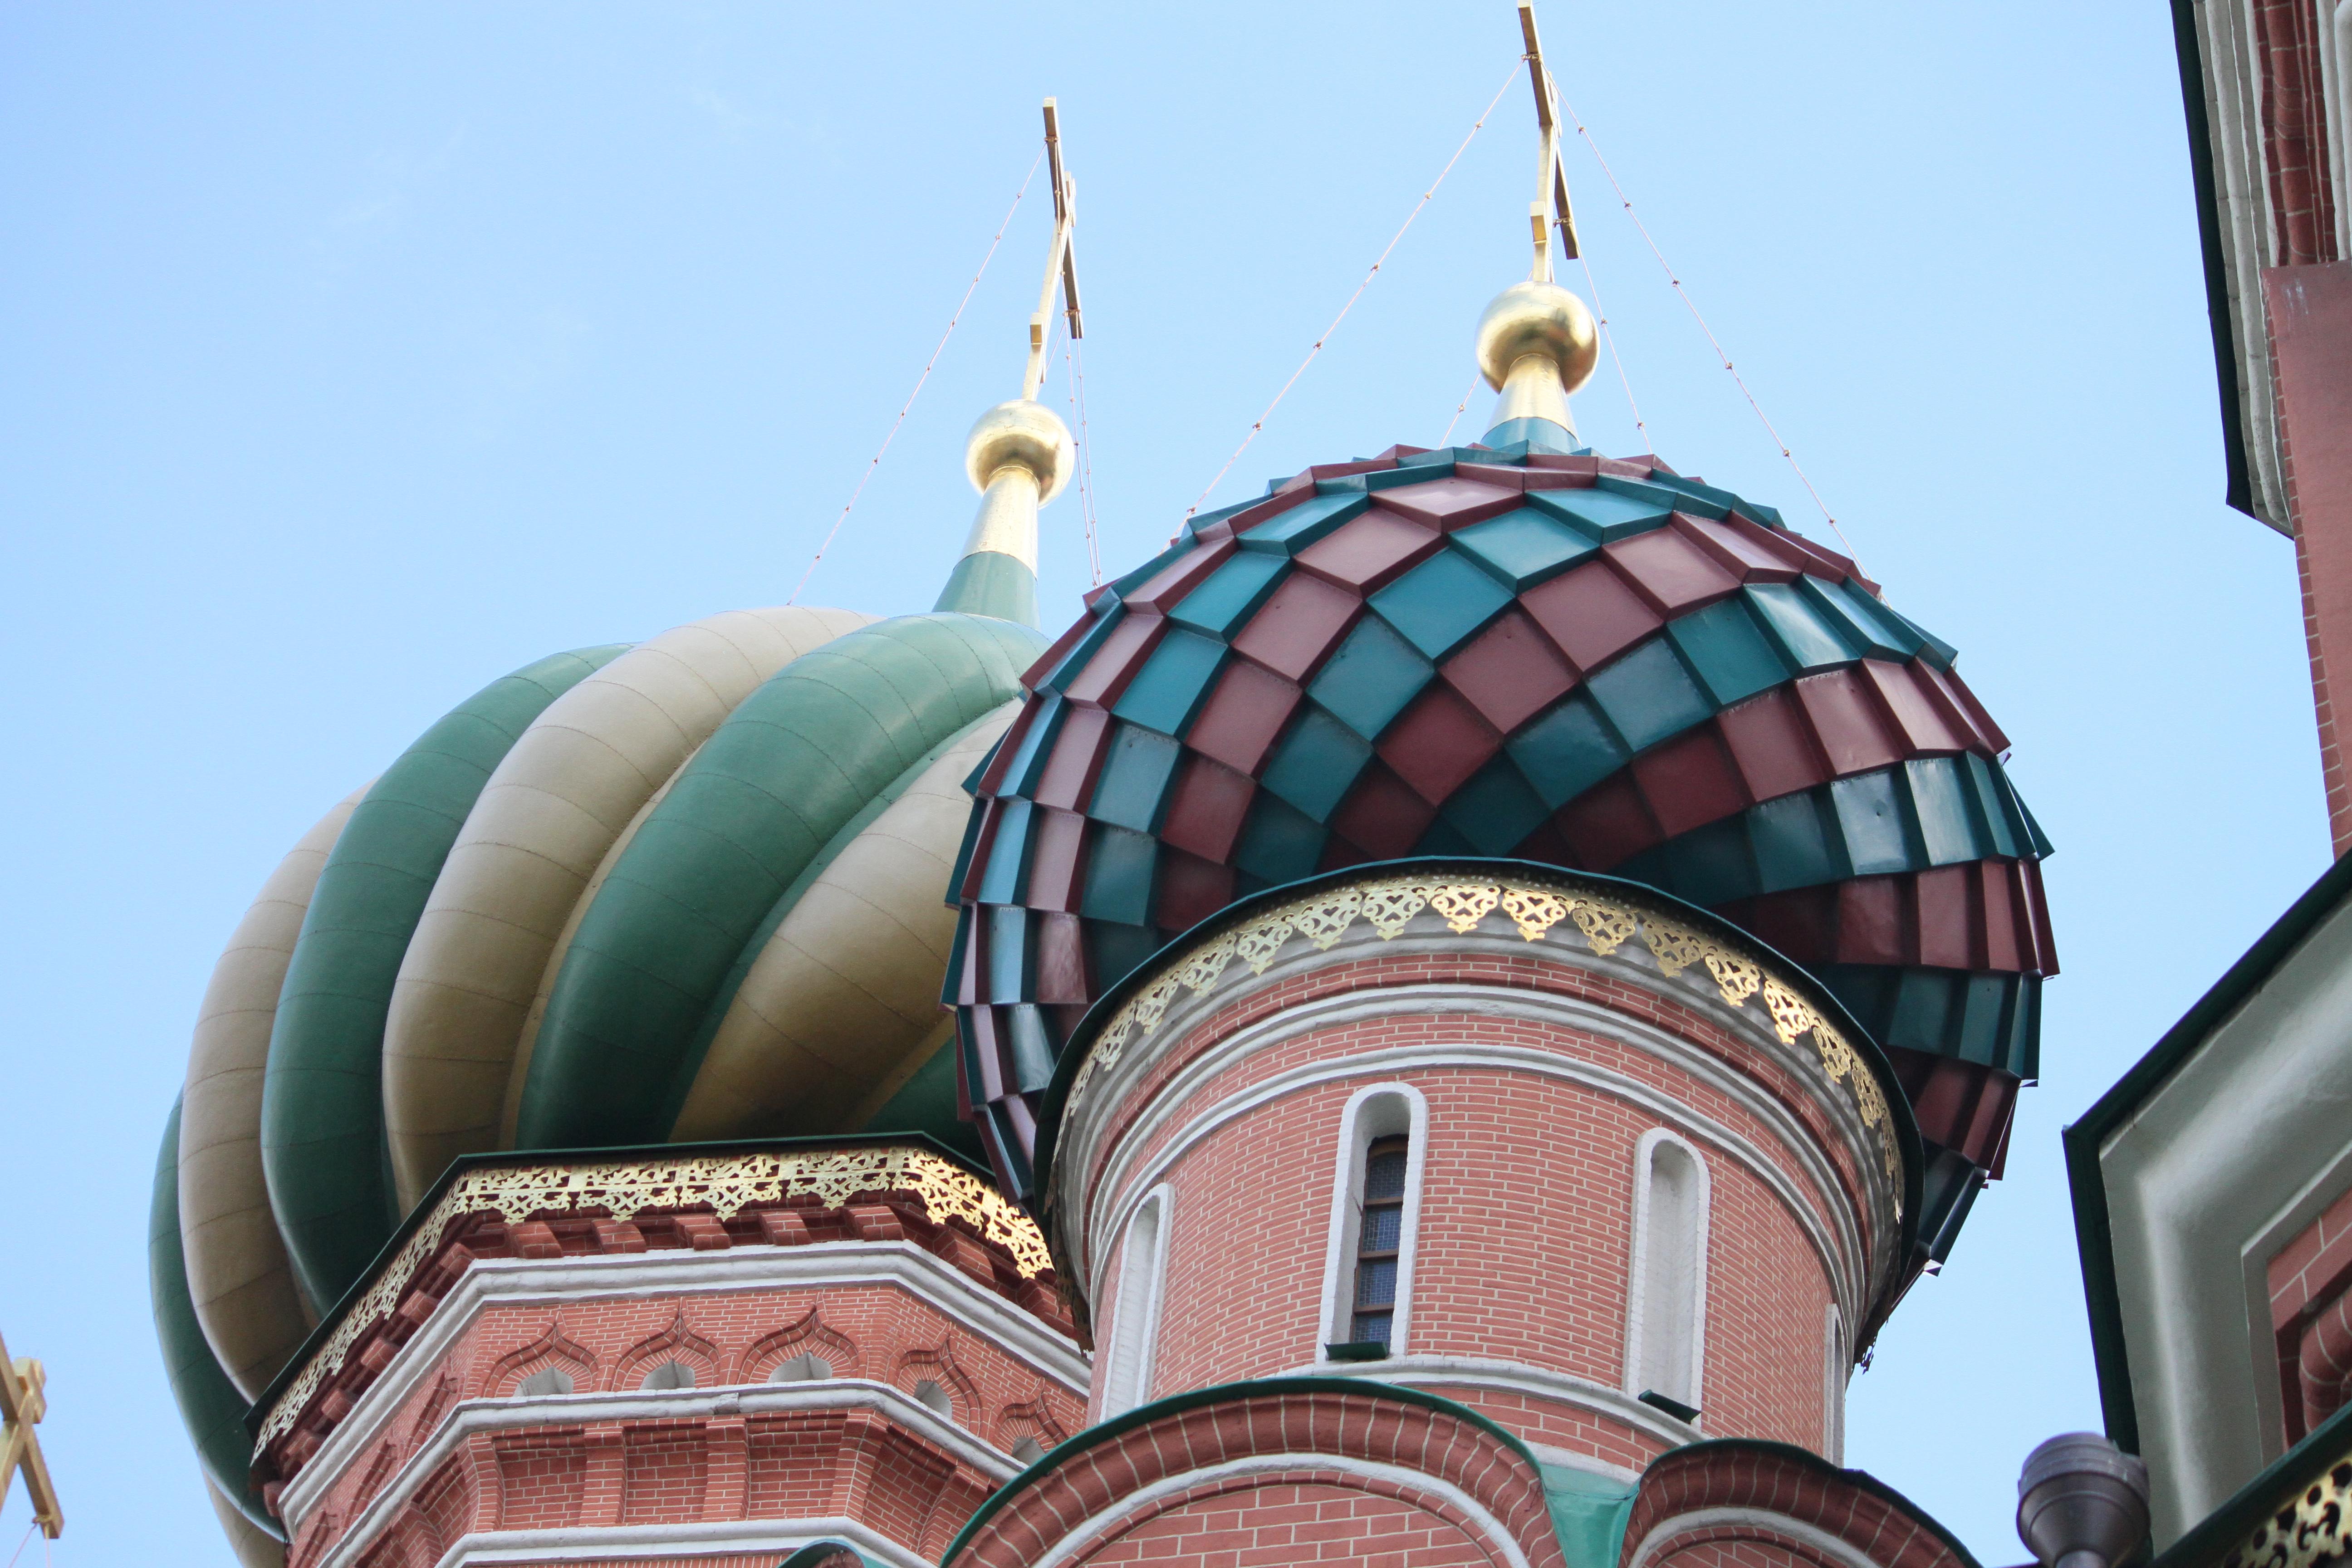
[244,1130,994,1443]
[939,1374,1576,1567]
[1646,1439,1984,1568]
[2146,1401,2352,1568]
[2064,848,2352,1452]
[2170,0,2256,521]
[1030,855,1925,1333]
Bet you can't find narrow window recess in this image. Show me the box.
[1625,1128,1710,1426]
[1318,1086,1428,1362]
[1100,1187,1171,1416]
[639,1359,696,1391]
[1348,1136,1410,1350]
[770,1352,834,1383]
[517,1368,573,1397]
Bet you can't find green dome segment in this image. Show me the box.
[151,1096,285,1545]
[516,612,1048,1151]
[934,546,1039,626]
[260,645,627,1315]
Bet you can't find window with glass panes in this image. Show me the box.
[1351,1136,1409,1346]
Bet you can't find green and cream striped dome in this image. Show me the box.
[151,538,1050,1548]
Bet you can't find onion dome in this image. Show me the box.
[950,325,2052,1276]
[154,548,1052,1538]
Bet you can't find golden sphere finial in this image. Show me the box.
[1474,280,1599,395]
[965,399,1075,503]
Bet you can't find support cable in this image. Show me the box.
[1069,336,1104,585]
[1187,64,1522,517]
[1438,368,1487,447]
[789,148,1047,605]
[1577,251,1647,450]
[1558,98,1862,567]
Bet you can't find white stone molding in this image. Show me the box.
[1096,1184,1171,1419]
[319,1379,1019,1568]
[1313,1084,1431,1360]
[1074,982,1876,1348]
[1626,1506,1884,1568]
[1623,1128,1711,1421]
[1277,1352,1698,1451]
[430,1515,929,1568]
[1021,1451,1534,1568]
[280,1239,1089,1528]
[1822,1303,1847,1464]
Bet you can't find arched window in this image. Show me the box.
[1009,1436,1045,1465]
[769,1352,833,1383]
[1100,1187,1170,1416]
[912,1378,954,1419]
[1317,1086,1429,1360]
[1822,1305,1846,1461]
[639,1359,695,1391]
[1624,1129,1710,1420]
[517,1368,573,1397]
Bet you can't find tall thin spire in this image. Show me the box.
[1475,3,1597,452]
[935,101,1085,627]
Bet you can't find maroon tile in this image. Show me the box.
[1377,686,1504,806]
[1023,616,1103,692]
[1030,707,1115,812]
[1729,886,1837,965]
[964,1005,1005,1099]
[1124,539,1236,613]
[1317,835,1377,873]
[976,700,1047,795]
[1227,487,1327,535]
[956,800,1003,904]
[1596,457,1654,479]
[1520,560,1663,670]
[1793,667,1906,776]
[1602,526,1744,617]
[1187,659,1304,774]
[1512,817,1580,867]
[1862,660,1972,754]
[1375,476,1522,532]
[1451,463,1533,491]
[1978,861,2023,972]
[1553,773,1662,868]
[1440,609,1578,734]
[1154,848,1235,935]
[1190,515,1237,544]
[1059,612,1168,710]
[1768,525,1859,583]
[1034,911,1088,1004]
[1372,444,1431,462]
[2020,858,2058,975]
[1929,664,2012,755]
[1716,691,1830,803]
[1310,459,1395,482]
[1834,877,1907,967]
[1630,728,1750,838]
[1913,864,1978,970]
[1328,761,1439,858]
[1294,508,1443,593]
[1671,514,1805,583]
[1230,571,1364,682]
[1522,454,1602,477]
[1025,807,1089,913]
[1161,755,1256,864]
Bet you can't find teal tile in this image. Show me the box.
[1829,769,1917,876]
[1585,639,1712,752]
[1744,583,1860,670]
[986,904,1031,1000]
[1037,604,1128,693]
[973,799,1034,905]
[1089,724,1183,832]
[1307,615,1435,740]
[1959,753,2024,858]
[1261,705,1373,821]
[1235,790,1329,883]
[1905,757,1981,864]
[1369,549,1515,659]
[996,695,1067,797]
[1886,968,1958,1055]
[1113,629,1227,736]
[1667,598,1792,706]
[1414,816,1479,855]
[1634,472,1736,519]
[1527,485,1674,540]
[1659,816,1760,904]
[1439,756,1549,853]
[1241,492,1370,554]
[1104,540,1196,601]
[1506,693,1628,808]
[1803,578,1919,661]
[1169,553,1289,638]
[1751,791,1844,891]
[1080,823,1159,926]
[1956,975,2010,1068]
[1006,1004,1058,1091]
[1450,507,1600,589]
[1086,920,1161,987]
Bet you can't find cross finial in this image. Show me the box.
[0,1329,62,1541]
[1021,98,1084,402]
[1518,2,1580,282]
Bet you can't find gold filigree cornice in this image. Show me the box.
[1066,871,1902,1200]
[255,1143,1048,1454]
[2221,1446,2352,1568]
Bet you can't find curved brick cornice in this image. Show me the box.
[1620,1440,1979,1568]
[943,1379,1569,1568]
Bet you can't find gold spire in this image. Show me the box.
[0,1328,62,1541]
[1476,3,1597,442]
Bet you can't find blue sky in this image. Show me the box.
[0,5,2321,1562]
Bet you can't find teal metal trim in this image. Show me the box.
[244,1131,995,1442]
[260,644,627,1315]
[2064,849,2352,1452]
[939,1375,1581,1567]
[151,1097,287,1542]
[1030,855,1924,1329]
[779,1543,870,1568]
[934,549,1039,627]
[1482,416,1583,454]
[518,615,1045,1152]
[2170,0,2257,522]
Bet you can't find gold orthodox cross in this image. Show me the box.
[1519,1,1582,279]
[1020,98,1084,402]
[0,1330,60,1540]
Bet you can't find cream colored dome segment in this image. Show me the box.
[205,1476,287,1568]
[670,701,1019,1142]
[382,605,873,1208]
[180,787,362,1401]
